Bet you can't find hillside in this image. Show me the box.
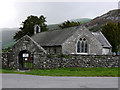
[2,28,20,48]
[70,18,91,23]
[85,9,120,31]
[48,18,91,30]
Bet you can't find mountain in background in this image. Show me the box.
[85,9,120,31]
[70,18,91,23]
[48,18,91,30]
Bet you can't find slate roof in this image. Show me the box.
[92,32,112,48]
[31,26,78,46]
[31,26,112,48]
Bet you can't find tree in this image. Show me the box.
[59,20,81,29]
[13,15,48,41]
[102,22,120,52]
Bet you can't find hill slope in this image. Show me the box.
[2,28,20,48]
[70,18,91,23]
[85,9,120,31]
[47,18,91,30]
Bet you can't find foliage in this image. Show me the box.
[56,54,72,58]
[2,47,11,52]
[102,22,120,52]
[59,20,81,29]
[0,69,2,73]
[2,68,118,77]
[47,54,53,58]
[13,15,48,41]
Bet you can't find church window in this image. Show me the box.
[77,38,88,53]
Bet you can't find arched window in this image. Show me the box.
[77,38,88,54]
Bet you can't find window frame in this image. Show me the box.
[76,37,89,54]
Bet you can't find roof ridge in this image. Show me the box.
[31,26,80,38]
[31,26,81,46]
[40,26,79,33]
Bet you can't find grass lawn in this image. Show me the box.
[1,67,119,77]
[0,69,2,73]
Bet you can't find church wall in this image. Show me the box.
[62,27,103,55]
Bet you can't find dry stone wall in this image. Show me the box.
[2,53,119,69]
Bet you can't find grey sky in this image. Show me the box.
[1,2,119,28]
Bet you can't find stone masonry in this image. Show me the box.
[2,53,119,69]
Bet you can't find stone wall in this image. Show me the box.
[2,52,16,69]
[34,54,119,69]
[43,46,62,54]
[2,53,119,69]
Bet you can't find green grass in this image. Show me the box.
[0,69,2,73]
[1,67,118,77]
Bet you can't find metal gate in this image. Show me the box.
[19,50,34,70]
[22,54,34,70]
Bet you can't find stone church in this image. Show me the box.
[12,25,112,56]
[10,25,112,69]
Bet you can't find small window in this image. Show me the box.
[80,38,82,41]
[83,38,86,41]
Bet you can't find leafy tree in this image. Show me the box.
[59,20,81,29]
[14,15,48,41]
[102,22,120,52]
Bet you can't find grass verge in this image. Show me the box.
[1,67,118,77]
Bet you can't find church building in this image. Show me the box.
[12,25,112,55]
[10,25,112,69]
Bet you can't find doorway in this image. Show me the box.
[19,50,34,70]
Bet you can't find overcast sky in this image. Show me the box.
[0,0,119,28]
